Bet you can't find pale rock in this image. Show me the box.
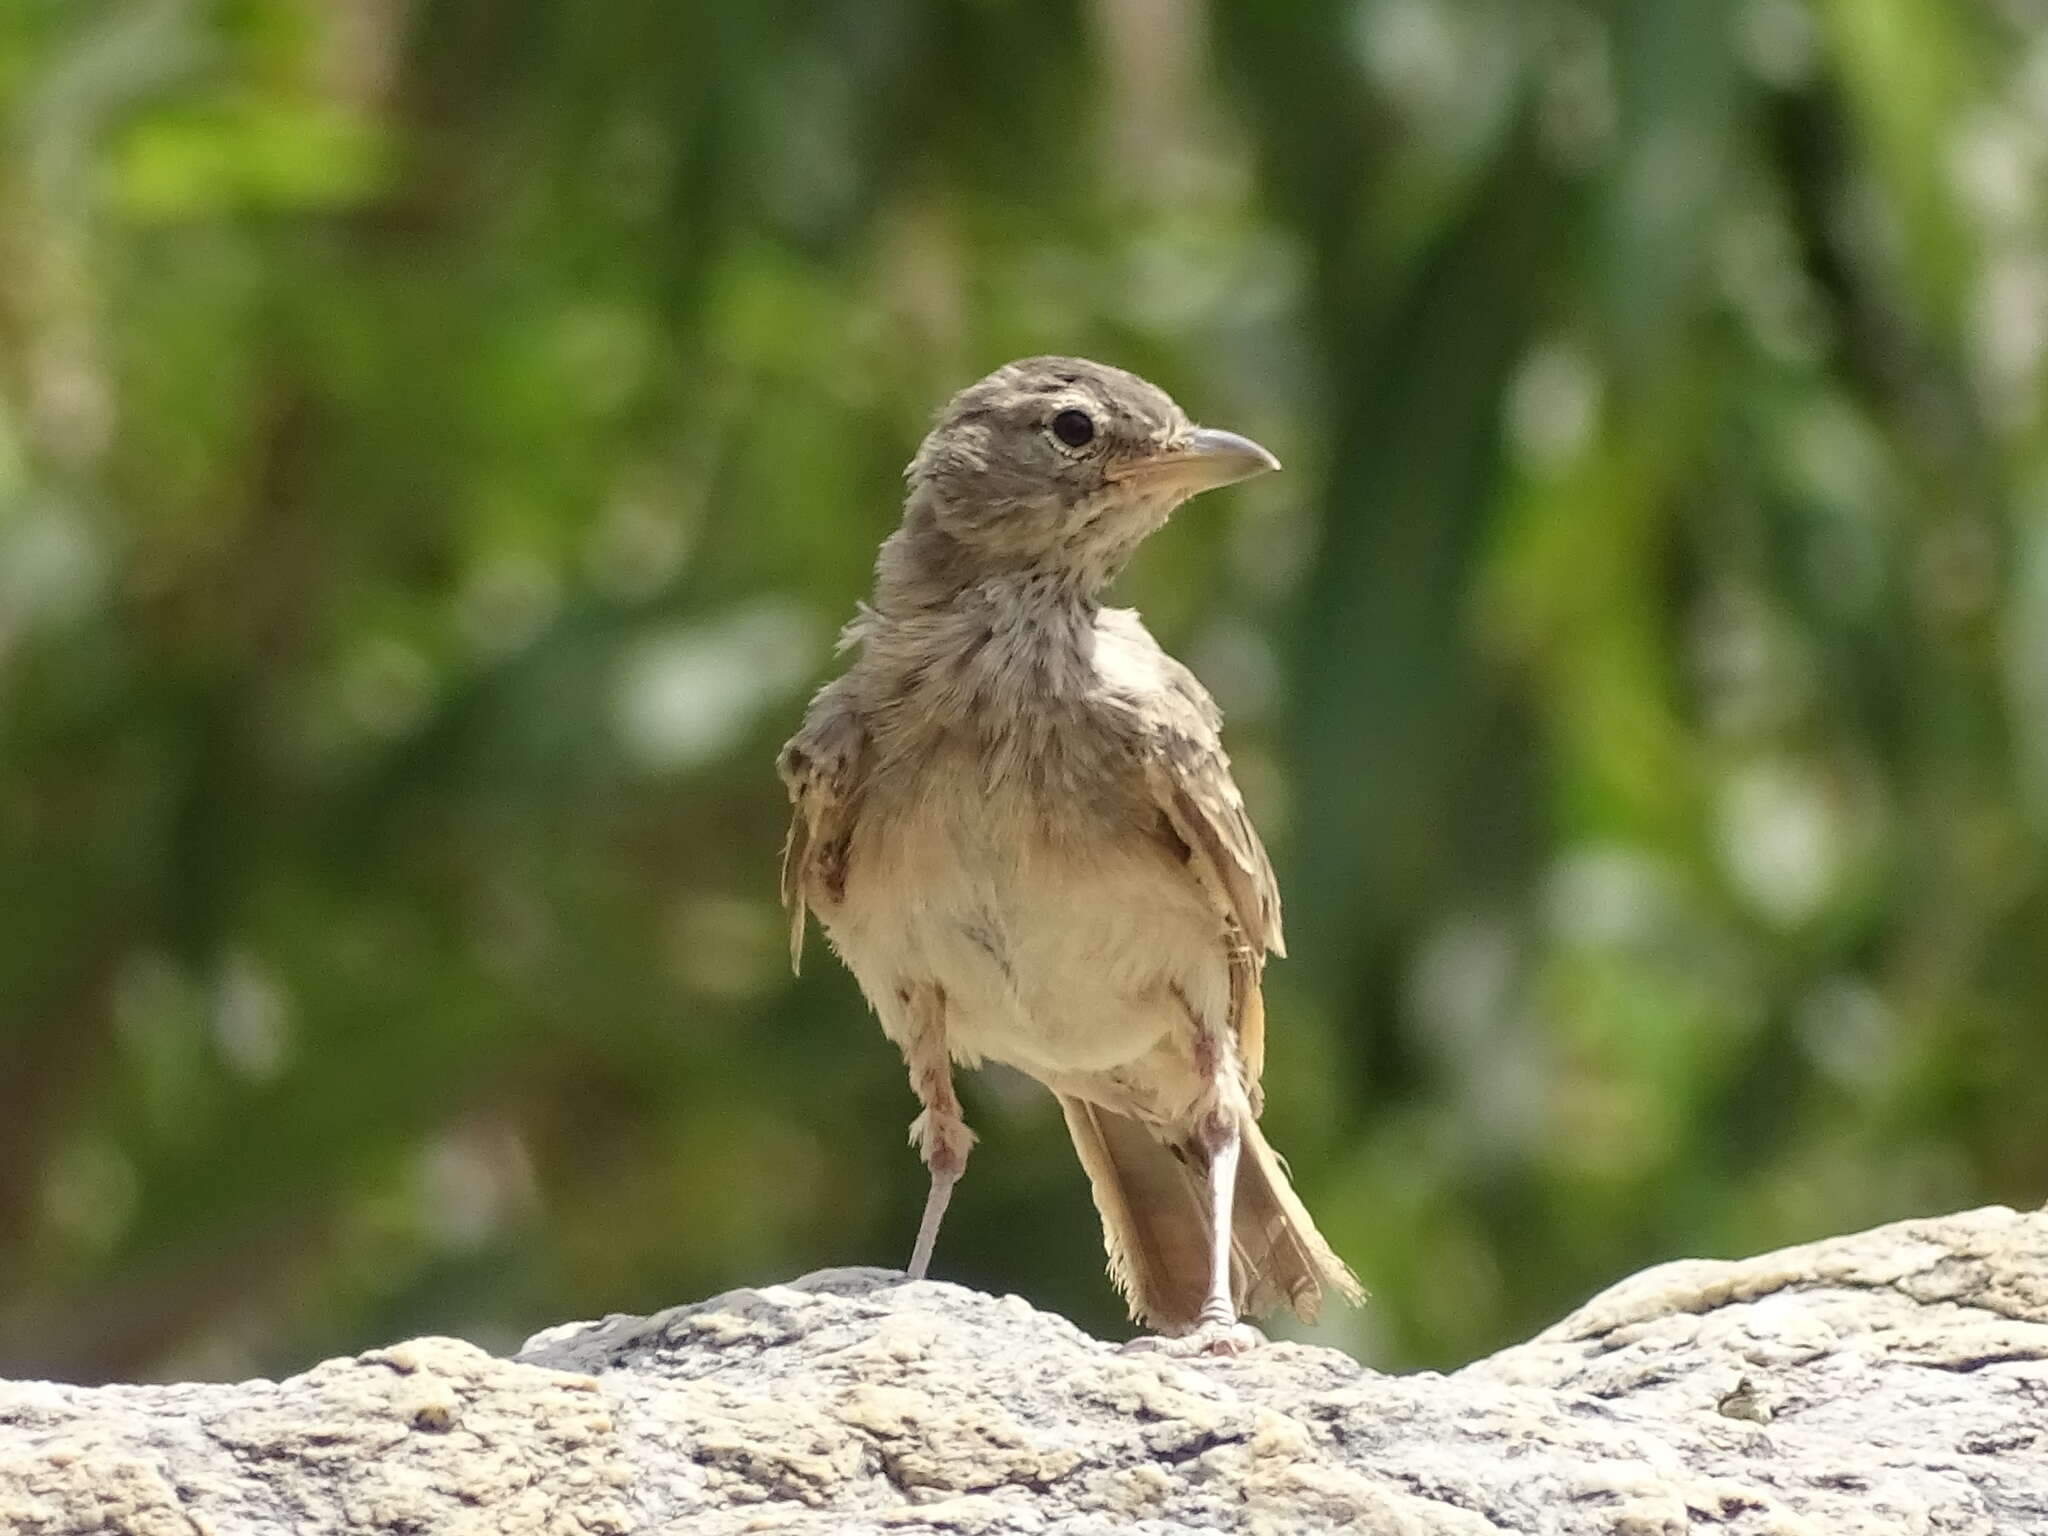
[3,1209,2046,1533]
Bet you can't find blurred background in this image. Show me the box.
[3,0,2046,1387]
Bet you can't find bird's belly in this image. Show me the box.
[931,869,1212,1075]
[825,775,1228,1082]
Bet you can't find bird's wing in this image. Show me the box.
[776,678,867,973]
[1102,611,1285,1090]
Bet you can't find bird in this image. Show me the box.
[777,356,1361,1353]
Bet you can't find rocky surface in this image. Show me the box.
[3,1205,2046,1534]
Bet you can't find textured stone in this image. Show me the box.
[5,1206,2047,1534]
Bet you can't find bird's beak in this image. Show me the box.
[1108,427,1281,493]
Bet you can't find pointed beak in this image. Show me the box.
[1108,426,1281,493]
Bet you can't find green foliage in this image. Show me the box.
[2,0,2044,1383]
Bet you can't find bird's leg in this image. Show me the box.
[1137,1102,1261,1356]
[1123,1007,1265,1357]
[1194,1105,1241,1330]
[900,984,974,1280]
[906,1102,968,1280]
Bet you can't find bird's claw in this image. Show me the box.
[1121,1320,1265,1358]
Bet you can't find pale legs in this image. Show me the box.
[899,984,974,1280]
[1129,1002,1265,1356]
[1194,1108,1241,1330]
[1143,1106,1261,1354]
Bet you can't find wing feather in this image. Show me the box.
[776,678,866,973]
[1102,610,1285,1091]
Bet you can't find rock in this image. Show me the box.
[3,1207,2046,1534]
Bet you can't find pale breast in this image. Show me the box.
[822,738,1230,1096]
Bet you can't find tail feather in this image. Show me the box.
[1060,1096,1210,1329]
[1059,1095,1363,1333]
[1233,1116,1365,1322]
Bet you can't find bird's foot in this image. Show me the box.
[1121,1320,1265,1358]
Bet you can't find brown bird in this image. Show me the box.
[778,356,1361,1352]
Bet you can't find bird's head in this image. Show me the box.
[887,356,1279,601]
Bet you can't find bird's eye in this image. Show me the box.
[1051,409,1096,449]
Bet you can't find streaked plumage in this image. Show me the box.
[779,357,1360,1342]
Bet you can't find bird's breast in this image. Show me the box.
[825,741,1227,1085]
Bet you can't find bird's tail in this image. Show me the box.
[1058,1095,1364,1334]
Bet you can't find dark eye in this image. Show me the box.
[1051,409,1096,449]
